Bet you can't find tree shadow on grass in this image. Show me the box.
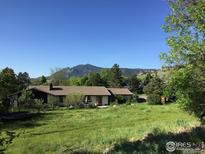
[107,126,205,154]
[0,111,64,130]
[61,148,95,154]
[0,111,64,153]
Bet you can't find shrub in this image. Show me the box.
[42,103,53,111]
[18,90,33,111]
[131,92,139,102]
[65,93,84,109]
[125,94,139,105]
[110,101,118,106]
[115,95,127,104]
[85,102,96,108]
[33,99,44,113]
[147,94,161,105]
[82,102,96,108]
[125,101,132,105]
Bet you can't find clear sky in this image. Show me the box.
[0,0,170,78]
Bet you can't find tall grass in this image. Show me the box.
[0,103,200,153]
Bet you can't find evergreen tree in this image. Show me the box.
[100,69,110,87]
[40,75,47,84]
[144,77,164,96]
[109,64,123,87]
[143,73,153,87]
[128,75,141,93]
[86,72,103,86]
[144,76,164,104]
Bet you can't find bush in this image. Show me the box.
[125,101,132,105]
[125,94,139,105]
[65,93,84,109]
[18,90,33,111]
[115,95,127,104]
[147,94,161,105]
[42,103,53,111]
[131,93,139,102]
[85,102,96,108]
[33,99,44,113]
[110,101,118,106]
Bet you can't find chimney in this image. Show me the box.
[49,83,53,90]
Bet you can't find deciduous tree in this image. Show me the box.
[0,67,18,111]
[161,0,205,121]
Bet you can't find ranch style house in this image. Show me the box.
[28,84,133,106]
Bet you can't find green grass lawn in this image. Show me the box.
[1,103,201,154]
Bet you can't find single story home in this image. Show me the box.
[28,84,133,106]
[29,84,111,106]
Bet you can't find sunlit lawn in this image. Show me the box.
[1,103,200,154]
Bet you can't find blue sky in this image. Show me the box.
[0,0,170,77]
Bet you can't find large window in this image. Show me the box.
[85,96,92,102]
[59,96,64,103]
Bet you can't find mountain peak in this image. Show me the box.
[73,64,100,69]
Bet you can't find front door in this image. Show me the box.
[97,96,102,106]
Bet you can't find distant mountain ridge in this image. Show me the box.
[49,64,157,79]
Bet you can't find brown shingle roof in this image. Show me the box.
[107,88,133,95]
[29,86,111,96]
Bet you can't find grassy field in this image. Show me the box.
[0,103,202,153]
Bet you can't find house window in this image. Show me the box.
[85,96,92,102]
[59,96,64,103]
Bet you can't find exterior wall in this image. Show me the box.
[91,96,97,104]
[102,96,108,105]
[90,96,108,106]
[47,95,60,104]
[29,91,109,106]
